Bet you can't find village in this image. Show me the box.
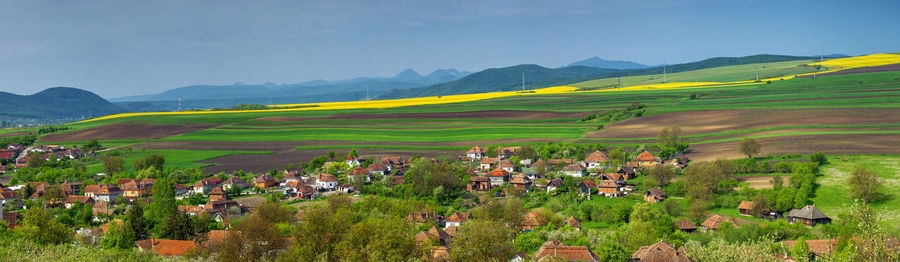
[0,141,847,261]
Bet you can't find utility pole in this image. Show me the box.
[663,63,667,83]
[522,72,525,92]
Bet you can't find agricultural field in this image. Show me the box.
[814,155,900,226]
[21,54,899,173]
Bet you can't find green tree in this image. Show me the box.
[26,152,46,168]
[348,149,359,159]
[19,207,73,245]
[647,165,675,187]
[100,221,135,249]
[739,138,761,158]
[848,167,884,204]
[328,151,336,161]
[254,201,292,224]
[335,218,418,261]
[84,139,102,151]
[810,151,827,166]
[792,237,810,261]
[286,205,352,262]
[103,155,124,175]
[657,126,687,153]
[449,220,515,261]
[160,211,194,240]
[517,145,538,160]
[133,154,165,171]
[596,234,629,262]
[147,178,177,233]
[124,204,148,240]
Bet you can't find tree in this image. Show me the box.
[254,201,292,224]
[348,149,359,159]
[750,193,771,218]
[596,235,629,262]
[738,138,761,158]
[517,145,538,160]
[328,151,336,161]
[286,205,352,262]
[215,213,289,262]
[84,139,102,151]
[19,207,73,244]
[160,211,194,240]
[335,218,419,261]
[100,220,135,249]
[124,204,149,240]
[449,220,515,261]
[147,178,177,233]
[26,152,46,168]
[657,126,687,153]
[848,167,884,204]
[810,151,827,166]
[42,185,66,207]
[647,165,675,187]
[792,237,811,261]
[133,154,165,171]
[103,155,124,175]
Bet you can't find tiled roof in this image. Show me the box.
[480,157,499,165]
[390,176,405,185]
[366,162,388,171]
[636,151,656,161]
[254,174,275,183]
[781,239,837,257]
[96,184,121,195]
[348,167,371,176]
[499,160,515,168]
[567,216,581,228]
[487,168,510,177]
[597,180,619,188]
[467,145,486,154]
[316,173,338,182]
[786,205,829,220]
[548,159,575,165]
[83,184,100,194]
[603,173,623,181]
[135,239,197,256]
[510,174,531,184]
[563,164,585,171]
[522,212,545,227]
[674,220,697,230]
[223,176,247,185]
[66,195,93,204]
[534,241,598,262]
[701,214,733,229]
[445,212,471,223]
[632,241,691,262]
[585,150,611,163]
[738,201,755,210]
[208,187,225,195]
[646,188,666,197]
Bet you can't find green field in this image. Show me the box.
[83,149,276,174]
[813,155,900,229]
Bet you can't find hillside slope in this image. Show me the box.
[0,87,125,122]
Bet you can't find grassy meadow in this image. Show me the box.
[813,155,900,229]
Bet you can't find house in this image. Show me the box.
[415,226,452,246]
[0,189,19,209]
[738,201,755,216]
[83,184,100,198]
[499,160,515,172]
[193,178,222,194]
[466,145,487,160]
[94,184,122,202]
[618,166,637,180]
[480,157,499,170]
[577,180,596,195]
[283,168,304,180]
[136,239,197,257]
[509,174,532,191]
[701,214,734,232]
[65,195,95,209]
[485,168,510,187]
[178,205,204,216]
[602,173,625,183]
[566,216,581,230]
[780,238,846,260]
[2,212,20,228]
[336,184,353,194]
[632,241,691,262]
[347,167,372,183]
[534,241,598,262]
[644,188,667,203]
[548,158,576,166]
[204,199,245,218]
[585,150,611,170]
[444,212,470,228]
[562,164,586,177]
[406,211,442,225]
[597,180,622,197]
[466,176,492,192]
[92,201,116,216]
[60,180,83,195]
[253,174,276,189]
[521,212,546,231]
[122,179,155,199]
[222,176,248,191]
[0,149,15,160]
[497,146,520,159]
[786,205,831,227]
[208,187,226,201]
[546,178,563,193]
[281,172,300,185]
[365,162,390,175]
[379,156,406,170]
[390,175,405,186]
[635,151,658,167]
[297,184,318,200]
[674,220,697,233]
[174,183,188,196]
[345,155,360,167]
[315,173,339,190]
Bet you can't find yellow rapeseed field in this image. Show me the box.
[76,53,899,123]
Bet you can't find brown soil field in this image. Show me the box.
[687,134,900,161]
[200,148,458,173]
[673,175,789,190]
[587,108,900,139]
[0,131,31,137]
[797,63,900,78]
[695,94,900,105]
[39,123,214,142]
[581,127,900,144]
[133,141,302,152]
[255,110,590,122]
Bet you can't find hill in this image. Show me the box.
[110,69,471,110]
[377,65,619,99]
[0,87,125,123]
[567,57,649,69]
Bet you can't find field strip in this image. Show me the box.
[582,124,900,142]
[293,144,470,150]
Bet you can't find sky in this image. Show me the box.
[0,0,898,98]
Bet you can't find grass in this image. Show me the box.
[812,155,900,230]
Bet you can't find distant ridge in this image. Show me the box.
[567,57,649,69]
[0,87,124,123]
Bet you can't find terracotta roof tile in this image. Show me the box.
[534,241,598,261]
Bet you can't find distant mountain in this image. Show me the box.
[109,68,472,110]
[567,57,649,69]
[0,87,125,122]
[820,54,850,58]
[377,65,620,99]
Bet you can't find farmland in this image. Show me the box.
[17,54,896,173]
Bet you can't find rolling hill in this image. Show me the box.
[567,57,649,69]
[0,87,125,123]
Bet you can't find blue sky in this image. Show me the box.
[1,0,898,98]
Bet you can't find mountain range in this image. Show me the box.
[0,87,125,124]
[566,57,649,69]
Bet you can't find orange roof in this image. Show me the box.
[445,212,470,223]
[136,239,197,256]
[466,145,486,154]
[487,168,510,177]
[209,187,225,195]
[602,173,623,181]
[563,164,585,171]
[534,241,598,261]
[480,157,499,165]
[636,151,656,161]
[316,173,338,182]
[632,241,691,262]
[348,167,371,176]
[510,174,531,184]
[522,212,545,227]
[585,150,610,163]
[674,220,697,230]
[701,214,734,229]
[566,216,581,228]
[738,201,755,210]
